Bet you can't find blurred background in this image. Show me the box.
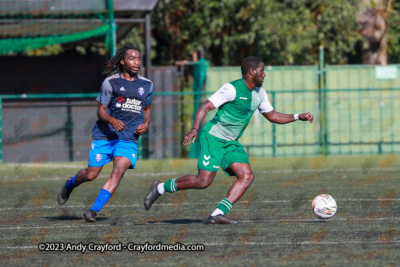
[0,0,399,163]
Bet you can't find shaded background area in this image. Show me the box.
[1,58,180,162]
[1,0,400,163]
[0,55,106,95]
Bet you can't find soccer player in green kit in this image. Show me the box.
[144,56,314,224]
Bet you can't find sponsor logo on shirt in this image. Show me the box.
[116,98,142,113]
[116,96,124,108]
[138,87,145,95]
[121,98,142,113]
[240,97,248,100]
[119,87,126,92]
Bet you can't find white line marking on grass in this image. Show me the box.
[2,240,399,250]
[1,246,37,249]
[204,240,400,246]
[133,217,400,225]
[2,198,400,211]
[252,167,399,174]
[240,217,400,223]
[340,198,400,201]
[2,163,87,168]
[0,172,179,181]
[1,167,398,182]
[0,224,111,230]
[3,163,396,173]
[1,216,399,231]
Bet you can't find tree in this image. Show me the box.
[384,0,400,63]
[17,0,400,65]
[312,0,362,64]
[357,0,388,64]
[151,0,362,66]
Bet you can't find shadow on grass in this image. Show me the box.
[301,220,328,223]
[43,216,108,222]
[147,219,203,224]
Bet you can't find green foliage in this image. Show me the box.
[312,0,362,64]
[11,0,400,65]
[117,26,147,58]
[22,44,65,56]
[386,1,400,63]
[151,0,376,65]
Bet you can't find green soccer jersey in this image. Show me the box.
[203,79,273,141]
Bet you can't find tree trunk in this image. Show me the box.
[358,0,388,65]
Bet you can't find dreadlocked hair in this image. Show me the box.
[103,45,141,77]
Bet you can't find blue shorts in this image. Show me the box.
[88,139,138,169]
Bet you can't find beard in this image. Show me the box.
[125,67,138,77]
[254,77,263,87]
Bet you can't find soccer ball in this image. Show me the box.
[312,194,337,219]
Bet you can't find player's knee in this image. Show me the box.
[241,172,254,184]
[197,177,212,189]
[86,170,98,181]
[197,180,211,189]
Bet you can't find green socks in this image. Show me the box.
[164,178,179,193]
[216,198,233,214]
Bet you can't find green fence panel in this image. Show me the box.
[324,88,400,155]
[206,66,319,92]
[1,65,400,163]
[325,64,400,90]
[206,66,320,158]
[325,65,400,155]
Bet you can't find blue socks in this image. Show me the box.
[66,175,112,213]
[90,189,112,213]
[66,175,78,191]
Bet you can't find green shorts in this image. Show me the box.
[198,131,250,176]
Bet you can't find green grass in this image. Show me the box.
[0,155,399,266]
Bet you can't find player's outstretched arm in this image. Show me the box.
[97,103,126,131]
[183,100,216,145]
[262,110,314,124]
[135,105,151,135]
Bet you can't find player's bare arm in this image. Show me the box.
[183,100,216,145]
[97,103,126,131]
[59,46,152,223]
[263,110,314,124]
[135,105,151,135]
[145,56,287,225]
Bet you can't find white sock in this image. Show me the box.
[157,183,165,194]
[211,208,224,216]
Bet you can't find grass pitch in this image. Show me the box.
[0,155,399,266]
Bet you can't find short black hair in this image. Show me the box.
[241,56,264,75]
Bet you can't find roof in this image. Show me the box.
[0,0,160,15]
[114,0,159,11]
